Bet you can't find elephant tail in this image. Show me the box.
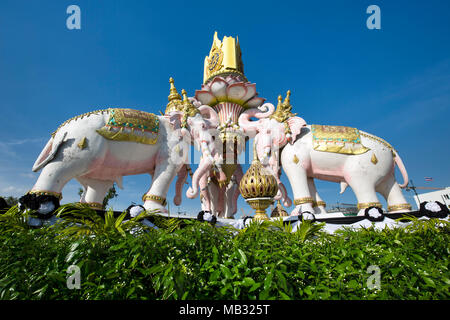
[393,150,409,188]
[32,132,67,172]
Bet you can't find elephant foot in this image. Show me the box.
[313,206,327,215]
[127,204,146,218]
[18,193,60,219]
[420,201,449,218]
[143,201,168,214]
[364,207,385,222]
[302,212,316,221]
[290,204,315,216]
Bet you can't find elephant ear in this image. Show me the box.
[169,112,183,129]
[168,112,190,139]
[287,116,307,143]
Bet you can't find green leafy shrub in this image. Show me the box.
[0,207,449,300]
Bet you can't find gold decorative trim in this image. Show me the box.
[52,109,109,137]
[360,132,397,157]
[357,202,382,210]
[204,69,248,85]
[293,154,299,164]
[28,190,62,200]
[387,203,412,212]
[142,194,167,206]
[294,197,315,206]
[316,201,326,208]
[83,202,104,210]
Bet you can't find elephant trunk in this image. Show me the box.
[186,156,214,199]
[238,103,275,137]
[231,165,244,215]
[199,172,211,211]
[174,165,188,206]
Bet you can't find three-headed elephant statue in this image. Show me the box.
[239,91,412,216]
[20,98,220,215]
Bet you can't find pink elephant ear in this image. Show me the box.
[287,116,307,143]
[169,112,190,139]
[169,112,183,129]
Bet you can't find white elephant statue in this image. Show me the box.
[19,90,220,215]
[239,91,412,216]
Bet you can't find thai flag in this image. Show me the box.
[425,177,433,182]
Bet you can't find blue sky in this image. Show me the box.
[0,0,449,217]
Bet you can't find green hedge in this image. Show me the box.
[0,205,449,300]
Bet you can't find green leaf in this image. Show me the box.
[249,282,261,293]
[264,271,274,291]
[242,277,255,287]
[237,249,248,265]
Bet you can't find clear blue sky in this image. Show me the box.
[0,0,449,216]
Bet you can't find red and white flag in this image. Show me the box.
[425,177,433,182]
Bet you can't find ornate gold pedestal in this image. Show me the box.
[246,198,274,221]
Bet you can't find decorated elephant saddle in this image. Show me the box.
[311,124,370,155]
[96,108,159,145]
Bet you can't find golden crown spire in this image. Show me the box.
[165,77,183,114]
[203,32,247,84]
[180,89,200,128]
[270,90,297,123]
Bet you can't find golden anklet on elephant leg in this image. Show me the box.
[294,197,315,206]
[142,194,167,206]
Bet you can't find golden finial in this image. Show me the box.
[284,90,291,105]
[165,77,183,114]
[182,89,189,104]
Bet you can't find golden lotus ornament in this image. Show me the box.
[239,144,278,221]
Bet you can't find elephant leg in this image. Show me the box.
[76,178,87,203]
[217,186,225,217]
[143,161,179,213]
[347,177,380,215]
[224,182,237,219]
[281,157,314,215]
[22,156,90,214]
[229,165,244,217]
[307,178,327,215]
[208,182,220,217]
[376,174,411,212]
[31,157,88,195]
[77,177,113,209]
